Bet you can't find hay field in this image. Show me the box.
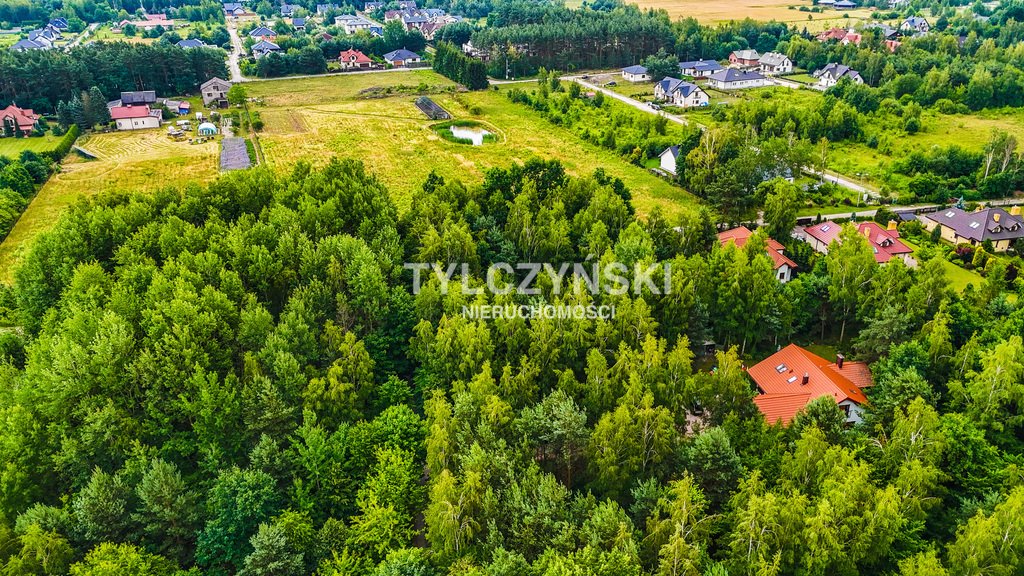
[246,71,696,218]
[0,131,219,281]
[630,0,875,30]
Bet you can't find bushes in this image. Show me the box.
[42,124,80,163]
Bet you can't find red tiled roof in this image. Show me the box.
[856,221,912,263]
[825,360,873,389]
[339,48,372,63]
[747,344,872,424]
[0,105,39,131]
[753,393,811,425]
[109,105,154,120]
[717,226,797,271]
[803,220,843,246]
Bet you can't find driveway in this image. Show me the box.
[227,21,246,82]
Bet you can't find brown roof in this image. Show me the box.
[747,344,871,424]
[717,226,797,271]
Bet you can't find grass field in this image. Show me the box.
[0,131,219,281]
[245,70,696,218]
[0,134,62,158]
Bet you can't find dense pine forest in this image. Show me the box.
[0,159,1021,575]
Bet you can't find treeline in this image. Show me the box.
[0,43,227,114]
[0,137,74,240]
[472,3,676,76]
[432,42,488,90]
[250,46,329,78]
[0,158,1022,575]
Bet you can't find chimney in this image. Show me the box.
[994,213,1001,223]
[887,220,897,231]
[801,372,809,385]
[836,353,844,369]
[1011,206,1021,216]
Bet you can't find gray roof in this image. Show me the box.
[177,38,207,48]
[383,48,419,61]
[249,26,276,37]
[925,207,1024,242]
[292,17,306,26]
[759,52,790,66]
[679,59,723,72]
[814,62,862,82]
[252,39,280,51]
[121,90,157,104]
[201,77,232,90]
[10,39,46,50]
[731,49,760,60]
[709,68,765,82]
[904,16,929,27]
[223,3,244,11]
[622,65,647,74]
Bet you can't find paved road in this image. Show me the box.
[65,22,98,50]
[807,169,877,198]
[227,22,245,82]
[568,76,700,128]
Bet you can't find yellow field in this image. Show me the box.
[0,131,219,281]
[631,0,875,29]
[246,71,695,217]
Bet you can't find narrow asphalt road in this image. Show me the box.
[227,21,245,83]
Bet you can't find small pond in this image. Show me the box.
[449,125,492,146]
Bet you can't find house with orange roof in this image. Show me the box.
[338,48,373,69]
[802,220,915,266]
[747,344,873,425]
[718,226,797,283]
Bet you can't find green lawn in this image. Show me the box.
[0,134,62,158]
[246,71,698,219]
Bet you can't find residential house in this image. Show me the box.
[923,206,1024,252]
[251,39,281,57]
[678,59,723,77]
[834,0,857,9]
[813,63,863,88]
[901,16,930,34]
[249,26,277,39]
[706,68,768,90]
[418,21,442,40]
[885,39,902,52]
[816,27,849,42]
[338,48,373,68]
[110,105,162,130]
[758,52,792,75]
[621,65,649,82]
[223,2,247,16]
[654,77,709,107]
[718,226,797,282]
[336,14,374,33]
[728,49,760,67]
[317,3,339,13]
[126,17,176,30]
[398,0,417,8]
[748,344,873,425]
[281,3,301,16]
[841,32,862,46]
[364,1,384,9]
[818,0,835,5]
[383,48,420,66]
[201,77,232,107]
[0,105,40,135]
[802,220,915,265]
[888,0,908,7]
[10,39,47,51]
[121,91,157,105]
[401,14,429,30]
[27,27,60,48]
[292,17,306,30]
[177,38,208,48]
[658,146,680,174]
[48,17,69,29]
